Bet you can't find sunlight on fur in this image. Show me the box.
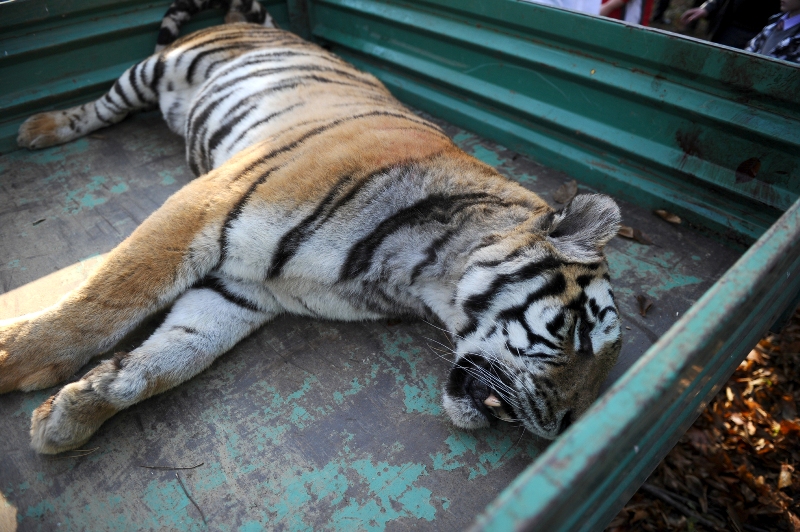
[0,254,106,320]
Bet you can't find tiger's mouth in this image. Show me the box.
[484,394,514,422]
[443,354,517,427]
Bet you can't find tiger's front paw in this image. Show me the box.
[30,380,119,454]
[17,111,73,150]
[0,317,80,394]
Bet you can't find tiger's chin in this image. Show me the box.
[442,394,492,429]
[442,391,516,430]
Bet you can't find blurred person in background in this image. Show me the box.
[745,0,800,63]
[681,0,781,48]
[520,0,600,15]
[600,0,655,25]
[651,0,703,25]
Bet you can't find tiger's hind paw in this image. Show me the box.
[30,380,118,454]
[17,110,79,150]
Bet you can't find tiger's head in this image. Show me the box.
[443,194,622,439]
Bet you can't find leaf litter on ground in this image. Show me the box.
[607,307,800,532]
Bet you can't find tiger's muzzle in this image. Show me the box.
[443,353,517,428]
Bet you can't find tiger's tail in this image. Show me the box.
[155,0,276,51]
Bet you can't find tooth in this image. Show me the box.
[484,394,502,407]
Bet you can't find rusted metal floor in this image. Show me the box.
[0,111,740,531]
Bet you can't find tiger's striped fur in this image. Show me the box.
[7,23,622,454]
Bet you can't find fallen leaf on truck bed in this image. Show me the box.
[553,179,578,204]
[607,309,800,532]
[636,294,654,317]
[655,209,681,224]
[618,225,653,245]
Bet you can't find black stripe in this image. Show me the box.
[524,332,560,351]
[187,55,386,135]
[577,317,594,356]
[182,32,294,80]
[94,102,114,124]
[458,257,561,337]
[187,43,246,83]
[205,103,301,164]
[225,103,303,150]
[217,111,445,263]
[341,193,506,281]
[187,51,317,113]
[193,277,262,312]
[127,66,147,105]
[525,393,545,428]
[267,165,395,278]
[172,325,199,335]
[157,27,175,46]
[234,109,434,180]
[597,305,617,322]
[102,93,125,114]
[150,56,166,91]
[190,73,382,162]
[410,228,458,283]
[459,245,542,288]
[488,272,568,342]
[545,312,565,338]
[112,81,133,109]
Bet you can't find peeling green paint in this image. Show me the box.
[159,169,179,186]
[62,175,131,214]
[6,259,26,272]
[402,374,441,416]
[12,390,50,418]
[607,244,704,299]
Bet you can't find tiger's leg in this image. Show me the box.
[155,0,275,52]
[29,285,277,453]
[0,172,237,393]
[17,57,161,150]
[224,0,275,26]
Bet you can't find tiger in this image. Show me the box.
[155,0,275,51]
[3,16,623,455]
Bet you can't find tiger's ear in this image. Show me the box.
[545,194,621,263]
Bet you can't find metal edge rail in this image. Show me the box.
[472,196,800,530]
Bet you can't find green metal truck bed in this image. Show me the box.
[1,0,798,530]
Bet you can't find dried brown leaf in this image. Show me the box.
[735,157,761,184]
[655,209,681,224]
[636,294,654,317]
[633,228,653,245]
[788,512,800,532]
[780,419,800,435]
[616,225,653,245]
[553,179,578,204]
[779,464,793,490]
[618,225,634,238]
[631,508,649,524]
